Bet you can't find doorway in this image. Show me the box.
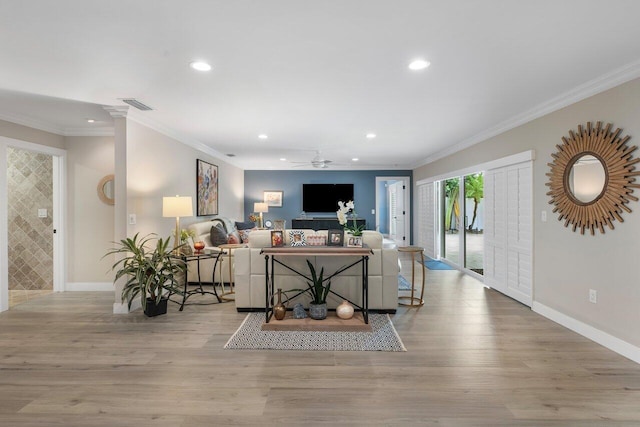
[375,176,411,246]
[0,137,65,312]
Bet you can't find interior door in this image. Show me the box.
[389,181,406,245]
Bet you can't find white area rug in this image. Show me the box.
[224,313,406,352]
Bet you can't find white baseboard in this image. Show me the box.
[532,302,640,364]
[66,282,113,291]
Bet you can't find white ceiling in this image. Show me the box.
[1,0,640,170]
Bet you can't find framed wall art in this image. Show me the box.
[264,190,283,207]
[196,159,218,216]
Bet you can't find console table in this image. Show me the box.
[260,246,373,324]
[291,217,366,230]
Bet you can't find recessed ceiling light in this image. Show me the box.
[352,158,359,162]
[86,119,95,123]
[280,158,287,161]
[190,61,212,71]
[258,134,268,139]
[366,133,376,139]
[408,59,430,70]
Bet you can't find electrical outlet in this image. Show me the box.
[371,209,375,215]
[589,289,597,304]
[128,214,137,225]
[541,210,547,222]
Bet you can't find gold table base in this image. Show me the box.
[398,246,425,307]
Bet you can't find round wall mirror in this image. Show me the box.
[547,122,638,235]
[566,154,607,204]
[97,174,114,205]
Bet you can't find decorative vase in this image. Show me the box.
[336,300,354,319]
[193,240,205,254]
[273,289,287,321]
[308,303,327,320]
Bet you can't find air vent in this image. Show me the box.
[120,98,153,111]
[226,154,236,157]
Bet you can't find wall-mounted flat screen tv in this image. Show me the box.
[302,184,354,213]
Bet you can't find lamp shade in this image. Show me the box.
[254,202,269,213]
[163,196,193,217]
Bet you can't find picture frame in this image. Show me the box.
[270,230,284,247]
[264,190,283,207]
[327,229,344,246]
[196,159,218,216]
[288,230,306,246]
[346,235,363,248]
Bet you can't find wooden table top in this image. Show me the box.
[261,245,372,256]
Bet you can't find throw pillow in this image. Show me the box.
[238,228,255,243]
[210,224,227,247]
[227,232,240,244]
[235,220,255,230]
[289,230,306,246]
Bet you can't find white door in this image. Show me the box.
[484,161,532,306]
[388,181,406,246]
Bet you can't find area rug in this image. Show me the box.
[398,274,412,290]
[224,313,406,352]
[424,257,454,270]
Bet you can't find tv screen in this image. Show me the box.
[302,184,354,213]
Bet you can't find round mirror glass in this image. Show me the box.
[567,155,606,203]
[97,174,115,205]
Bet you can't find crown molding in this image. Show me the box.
[63,127,114,137]
[119,107,244,169]
[412,58,640,169]
[0,110,65,135]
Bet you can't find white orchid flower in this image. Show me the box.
[346,201,355,210]
[337,210,347,225]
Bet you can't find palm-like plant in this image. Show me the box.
[105,233,186,311]
[465,173,484,231]
[305,260,331,304]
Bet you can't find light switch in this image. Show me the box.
[371,209,375,215]
[38,209,47,218]
[541,210,547,222]
[129,214,137,225]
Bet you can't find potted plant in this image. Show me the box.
[337,200,365,237]
[105,233,186,317]
[304,259,331,320]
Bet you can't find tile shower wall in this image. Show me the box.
[7,147,53,291]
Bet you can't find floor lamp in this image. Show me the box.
[163,195,194,250]
[254,202,269,229]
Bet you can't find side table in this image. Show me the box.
[169,251,223,310]
[398,246,425,307]
[216,243,247,301]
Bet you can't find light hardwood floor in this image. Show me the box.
[1,257,640,426]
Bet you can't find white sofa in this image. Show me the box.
[186,217,240,284]
[234,229,398,312]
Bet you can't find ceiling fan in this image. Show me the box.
[291,151,333,168]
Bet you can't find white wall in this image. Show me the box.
[414,77,640,349]
[65,136,115,284]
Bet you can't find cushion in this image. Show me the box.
[210,224,228,247]
[239,228,257,243]
[235,220,255,230]
[227,232,240,244]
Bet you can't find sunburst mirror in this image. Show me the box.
[546,121,639,235]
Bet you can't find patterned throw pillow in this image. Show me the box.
[227,233,240,244]
[289,230,306,246]
[238,229,254,243]
[210,224,227,246]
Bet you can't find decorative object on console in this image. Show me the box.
[336,300,355,320]
[307,235,326,246]
[270,230,284,247]
[327,229,344,246]
[346,235,363,248]
[273,289,287,320]
[293,302,307,319]
[196,159,218,216]
[337,200,365,236]
[264,219,273,228]
[253,202,269,228]
[289,230,306,246]
[193,240,205,254]
[162,195,194,250]
[272,219,285,230]
[264,190,283,207]
[547,122,638,235]
[248,213,260,223]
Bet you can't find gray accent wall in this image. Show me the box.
[244,170,412,232]
[413,76,640,350]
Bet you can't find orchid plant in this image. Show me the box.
[337,200,365,236]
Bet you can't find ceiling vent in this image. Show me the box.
[120,98,153,111]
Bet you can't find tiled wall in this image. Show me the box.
[7,147,53,291]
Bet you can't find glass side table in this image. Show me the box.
[169,251,223,311]
[398,246,425,307]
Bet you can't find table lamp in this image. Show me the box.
[163,195,193,249]
[254,202,269,229]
